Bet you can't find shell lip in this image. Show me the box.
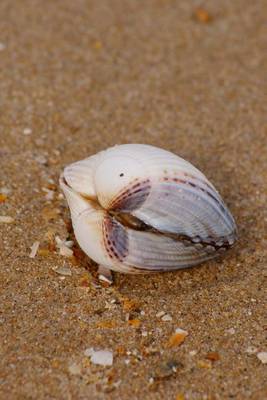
[59,174,100,218]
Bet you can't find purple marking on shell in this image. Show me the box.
[109,178,151,212]
[102,215,129,262]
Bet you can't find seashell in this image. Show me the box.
[59,144,237,274]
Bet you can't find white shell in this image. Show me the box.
[60,144,237,274]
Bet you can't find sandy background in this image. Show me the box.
[0,1,266,399]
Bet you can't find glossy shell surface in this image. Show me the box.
[60,144,237,273]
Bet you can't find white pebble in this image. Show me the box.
[0,43,6,51]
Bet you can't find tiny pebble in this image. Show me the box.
[0,43,6,51]
[0,194,7,202]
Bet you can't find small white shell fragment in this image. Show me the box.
[0,216,14,224]
[84,348,113,366]
[59,246,73,257]
[55,236,74,257]
[23,128,32,135]
[175,327,188,334]
[175,328,189,336]
[161,314,172,322]
[52,266,72,276]
[99,274,113,284]
[245,346,258,354]
[156,311,166,318]
[42,188,54,201]
[29,241,40,258]
[256,352,267,364]
[0,187,12,195]
[189,350,198,356]
[226,327,235,335]
[55,236,74,248]
[45,191,54,201]
[35,154,47,165]
[167,328,189,347]
[68,363,81,375]
[98,265,113,284]
[60,144,237,274]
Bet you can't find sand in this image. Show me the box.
[0,1,266,399]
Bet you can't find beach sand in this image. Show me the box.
[0,1,266,399]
